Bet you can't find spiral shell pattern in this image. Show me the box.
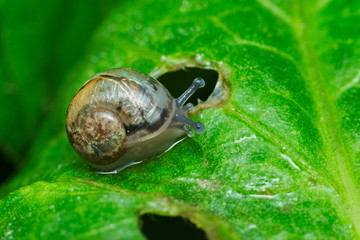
[66,68,174,165]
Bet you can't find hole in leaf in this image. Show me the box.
[0,150,15,185]
[140,214,207,240]
[157,67,218,105]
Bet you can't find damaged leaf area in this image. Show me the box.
[0,180,236,239]
[1,0,360,239]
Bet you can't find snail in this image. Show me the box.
[66,68,205,173]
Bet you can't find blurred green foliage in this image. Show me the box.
[1,0,360,239]
[0,0,116,162]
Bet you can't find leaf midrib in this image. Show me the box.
[254,0,360,237]
[291,1,360,238]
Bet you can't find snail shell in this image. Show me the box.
[66,68,205,173]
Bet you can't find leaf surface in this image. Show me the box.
[1,0,360,239]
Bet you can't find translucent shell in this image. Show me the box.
[66,68,205,173]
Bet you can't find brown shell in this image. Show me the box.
[65,68,176,166]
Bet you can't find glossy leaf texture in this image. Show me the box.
[1,0,360,239]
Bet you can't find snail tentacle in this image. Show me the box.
[66,68,206,173]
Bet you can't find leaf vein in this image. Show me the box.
[224,104,307,169]
[291,1,360,236]
[209,16,298,68]
[337,69,360,97]
[255,0,293,25]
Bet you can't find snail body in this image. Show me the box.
[66,68,205,173]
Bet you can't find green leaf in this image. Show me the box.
[1,0,360,239]
[0,0,115,161]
